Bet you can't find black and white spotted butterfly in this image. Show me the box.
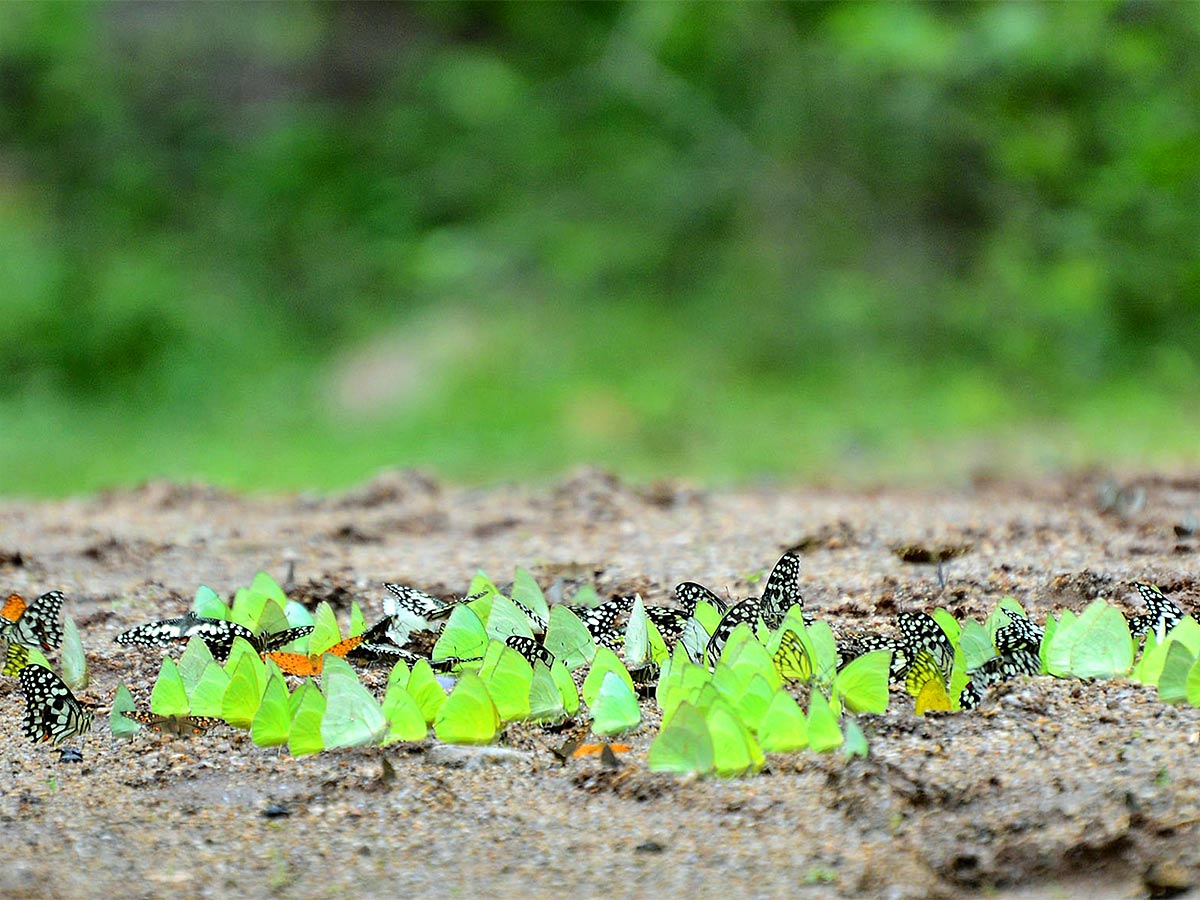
[1,591,65,652]
[958,649,1040,710]
[674,582,731,616]
[645,606,691,648]
[575,595,636,650]
[257,626,316,652]
[705,597,763,663]
[992,608,1044,655]
[384,583,481,622]
[1128,582,1184,641]
[511,598,548,634]
[20,664,93,745]
[115,613,256,661]
[896,611,955,682]
[505,635,556,669]
[758,552,808,628]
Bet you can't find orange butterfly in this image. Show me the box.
[263,634,366,676]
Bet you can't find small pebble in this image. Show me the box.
[1145,860,1193,898]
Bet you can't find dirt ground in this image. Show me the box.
[1,468,1198,900]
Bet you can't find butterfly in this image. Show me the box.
[1,591,65,652]
[505,635,556,669]
[1128,582,1184,641]
[115,612,256,661]
[758,552,808,628]
[904,649,951,715]
[993,609,1044,655]
[511,598,548,634]
[264,634,366,676]
[896,611,955,682]
[384,583,477,621]
[257,626,316,652]
[19,664,93,745]
[958,649,1040,710]
[705,597,762,662]
[628,660,661,698]
[645,606,690,647]
[576,596,636,642]
[837,631,899,675]
[773,629,814,683]
[674,582,731,616]
[121,710,223,737]
[3,640,30,676]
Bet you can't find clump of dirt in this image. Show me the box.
[1,469,1199,900]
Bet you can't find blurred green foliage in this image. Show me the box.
[0,2,1197,496]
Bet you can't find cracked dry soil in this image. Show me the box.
[1,469,1198,900]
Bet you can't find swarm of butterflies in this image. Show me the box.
[0,552,1192,765]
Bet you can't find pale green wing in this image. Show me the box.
[543,605,596,670]
[590,670,641,736]
[61,614,88,692]
[757,688,808,753]
[647,701,713,775]
[250,673,291,747]
[433,671,500,745]
[151,656,190,716]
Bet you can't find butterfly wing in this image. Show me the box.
[505,635,556,669]
[705,598,761,662]
[838,632,902,679]
[116,612,254,661]
[181,618,257,660]
[1132,582,1184,640]
[674,582,728,615]
[958,648,1040,709]
[384,583,455,620]
[645,606,688,648]
[265,652,322,676]
[123,710,223,736]
[325,634,367,659]
[773,629,813,683]
[576,596,636,640]
[259,625,315,652]
[3,641,30,676]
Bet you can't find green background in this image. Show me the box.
[1,2,1197,496]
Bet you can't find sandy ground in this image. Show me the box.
[1,468,1198,900]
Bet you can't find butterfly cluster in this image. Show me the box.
[0,590,93,749]
[5,560,1195,766]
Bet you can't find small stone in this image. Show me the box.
[634,841,664,854]
[1145,860,1193,898]
[261,803,290,818]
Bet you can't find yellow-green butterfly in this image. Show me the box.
[905,649,951,715]
[773,629,813,683]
